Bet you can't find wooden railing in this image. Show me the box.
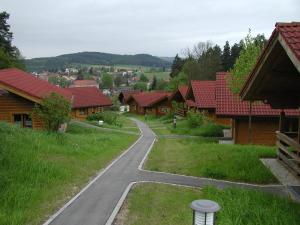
[276,131,300,175]
[176,108,187,117]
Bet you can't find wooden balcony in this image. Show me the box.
[276,131,300,175]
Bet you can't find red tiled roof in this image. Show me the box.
[186,100,196,107]
[70,80,98,87]
[216,72,298,116]
[131,92,171,107]
[67,87,112,108]
[0,68,72,102]
[178,86,189,100]
[277,22,300,62]
[190,80,216,109]
[122,90,142,103]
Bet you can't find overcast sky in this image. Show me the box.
[1,0,300,59]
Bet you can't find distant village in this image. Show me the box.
[31,65,169,96]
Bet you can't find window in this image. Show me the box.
[13,114,22,126]
[79,108,87,115]
[160,107,169,113]
[13,114,32,128]
[23,114,32,128]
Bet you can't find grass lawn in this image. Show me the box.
[145,138,278,184]
[0,122,137,225]
[115,183,300,225]
[144,71,170,80]
[129,114,225,137]
[86,114,140,133]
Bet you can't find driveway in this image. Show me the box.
[45,119,289,225]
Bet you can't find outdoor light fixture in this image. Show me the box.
[190,199,221,225]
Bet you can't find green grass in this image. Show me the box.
[144,71,170,80]
[118,183,300,225]
[129,114,225,137]
[145,138,278,184]
[0,122,137,225]
[86,114,140,133]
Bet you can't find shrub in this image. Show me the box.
[86,111,121,126]
[33,92,71,132]
[192,123,224,137]
[186,111,204,128]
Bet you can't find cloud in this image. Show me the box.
[1,0,299,58]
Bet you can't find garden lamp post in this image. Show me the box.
[190,199,220,225]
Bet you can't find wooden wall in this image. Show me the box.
[0,92,45,129]
[233,117,279,146]
[71,107,104,120]
[200,109,232,126]
[128,99,172,116]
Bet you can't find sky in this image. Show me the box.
[1,0,300,59]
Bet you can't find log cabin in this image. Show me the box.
[126,91,172,116]
[169,86,196,117]
[216,71,298,146]
[0,68,72,129]
[186,80,231,125]
[67,87,113,120]
[118,90,142,105]
[240,22,300,173]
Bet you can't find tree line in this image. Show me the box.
[0,11,25,70]
[168,32,267,92]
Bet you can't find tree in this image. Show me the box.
[33,93,71,132]
[139,74,149,82]
[170,54,185,78]
[166,72,188,91]
[229,43,243,70]
[222,41,231,71]
[156,78,167,90]
[133,82,147,91]
[0,11,25,69]
[101,73,113,89]
[197,45,223,80]
[229,31,265,94]
[182,58,202,81]
[114,76,122,87]
[48,76,70,88]
[150,75,157,90]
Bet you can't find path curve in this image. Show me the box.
[45,119,289,225]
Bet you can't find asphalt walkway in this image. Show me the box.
[45,119,292,225]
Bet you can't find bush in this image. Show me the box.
[33,92,71,132]
[191,123,224,137]
[86,111,121,126]
[186,111,204,128]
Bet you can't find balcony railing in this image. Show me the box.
[276,131,300,175]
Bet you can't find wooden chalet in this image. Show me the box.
[186,80,231,125]
[67,87,112,120]
[126,91,172,116]
[216,72,298,146]
[118,90,142,105]
[0,68,72,129]
[240,22,300,173]
[169,86,196,116]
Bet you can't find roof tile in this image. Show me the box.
[191,80,215,109]
[67,87,112,108]
[0,68,72,101]
[216,72,298,116]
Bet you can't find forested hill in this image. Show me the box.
[25,52,172,72]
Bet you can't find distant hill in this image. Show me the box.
[25,52,172,72]
[159,57,174,63]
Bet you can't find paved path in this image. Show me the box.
[46,119,291,225]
